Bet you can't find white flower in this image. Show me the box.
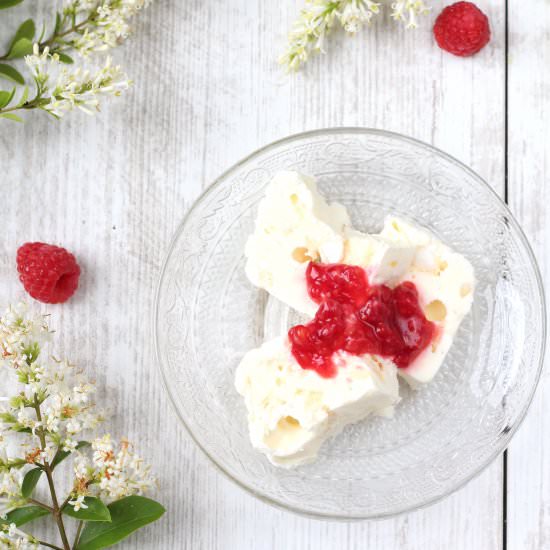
[0,522,38,548]
[89,436,156,502]
[281,0,430,70]
[64,0,153,57]
[92,434,113,458]
[279,0,341,70]
[16,409,34,431]
[43,412,60,433]
[338,0,380,33]
[41,443,57,464]
[74,454,92,479]
[391,0,430,28]
[0,471,20,499]
[24,51,131,119]
[63,438,78,453]
[73,383,95,404]
[66,420,81,434]
[0,303,50,373]
[68,494,88,512]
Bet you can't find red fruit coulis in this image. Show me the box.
[287,262,436,378]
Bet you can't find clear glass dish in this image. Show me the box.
[154,128,546,519]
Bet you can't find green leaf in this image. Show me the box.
[5,506,49,527]
[6,458,26,469]
[51,441,90,470]
[57,52,74,64]
[7,38,34,59]
[0,0,24,9]
[0,113,23,121]
[37,21,46,43]
[0,63,24,85]
[0,88,14,109]
[15,85,29,107]
[54,12,62,34]
[21,467,43,498]
[13,426,32,434]
[5,18,35,59]
[13,19,35,43]
[76,496,165,550]
[63,497,111,522]
[0,412,16,423]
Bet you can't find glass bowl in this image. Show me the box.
[154,128,545,519]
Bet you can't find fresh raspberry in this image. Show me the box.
[433,2,490,57]
[16,243,81,304]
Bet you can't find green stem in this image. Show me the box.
[33,397,71,550]
[60,494,72,511]
[0,96,45,115]
[39,541,64,550]
[40,18,89,51]
[28,497,54,513]
[73,521,84,548]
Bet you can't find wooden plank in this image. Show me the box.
[506,1,550,548]
[0,0,507,548]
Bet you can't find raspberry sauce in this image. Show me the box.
[287,262,435,378]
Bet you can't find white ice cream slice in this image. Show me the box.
[343,229,416,285]
[238,172,475,467]
[245,171,350,317]
[379,216,475,388]
[235,337,400,468]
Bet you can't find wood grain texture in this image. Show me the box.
[0,0,513,548]
[507,1,550,549]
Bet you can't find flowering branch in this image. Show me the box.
[0,0,152,122]
[0,45,130,121]
[0,304,164,549]
[38,0,152,59]
[280,0,430,70]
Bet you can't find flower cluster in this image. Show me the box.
[71,435,156,503]
[62,0,153,57]
[391,0,430,28]
[0,447,26,513]
[280,0,430,70]
[24,45,130,118]
[0,304,159,547]
[0,522,38,549]
[0,0,152,122]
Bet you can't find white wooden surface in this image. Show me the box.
[0,1,546,548]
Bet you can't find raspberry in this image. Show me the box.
[17,243,81,304]
[433,2,490,57]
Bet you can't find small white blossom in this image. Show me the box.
[68,494,88,512]
[62,438,78,453]
[339,0,380,33]
[66,420,81,434]
[24,49,131,118]
[0,522,38,548]
[391,0,430,28]
[74,453,92,479]
[279,0,340,70]
[43,413,60,434]
[281,0,430,70]
[64,0,153,57]
[15,409,34,432]
[0,470,21,500]
[0,303,50,372]
[89,435,156,502]
[73,383,94,404]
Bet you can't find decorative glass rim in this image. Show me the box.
[154,127,546,520]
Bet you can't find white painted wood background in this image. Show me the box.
[0,0,548,548]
